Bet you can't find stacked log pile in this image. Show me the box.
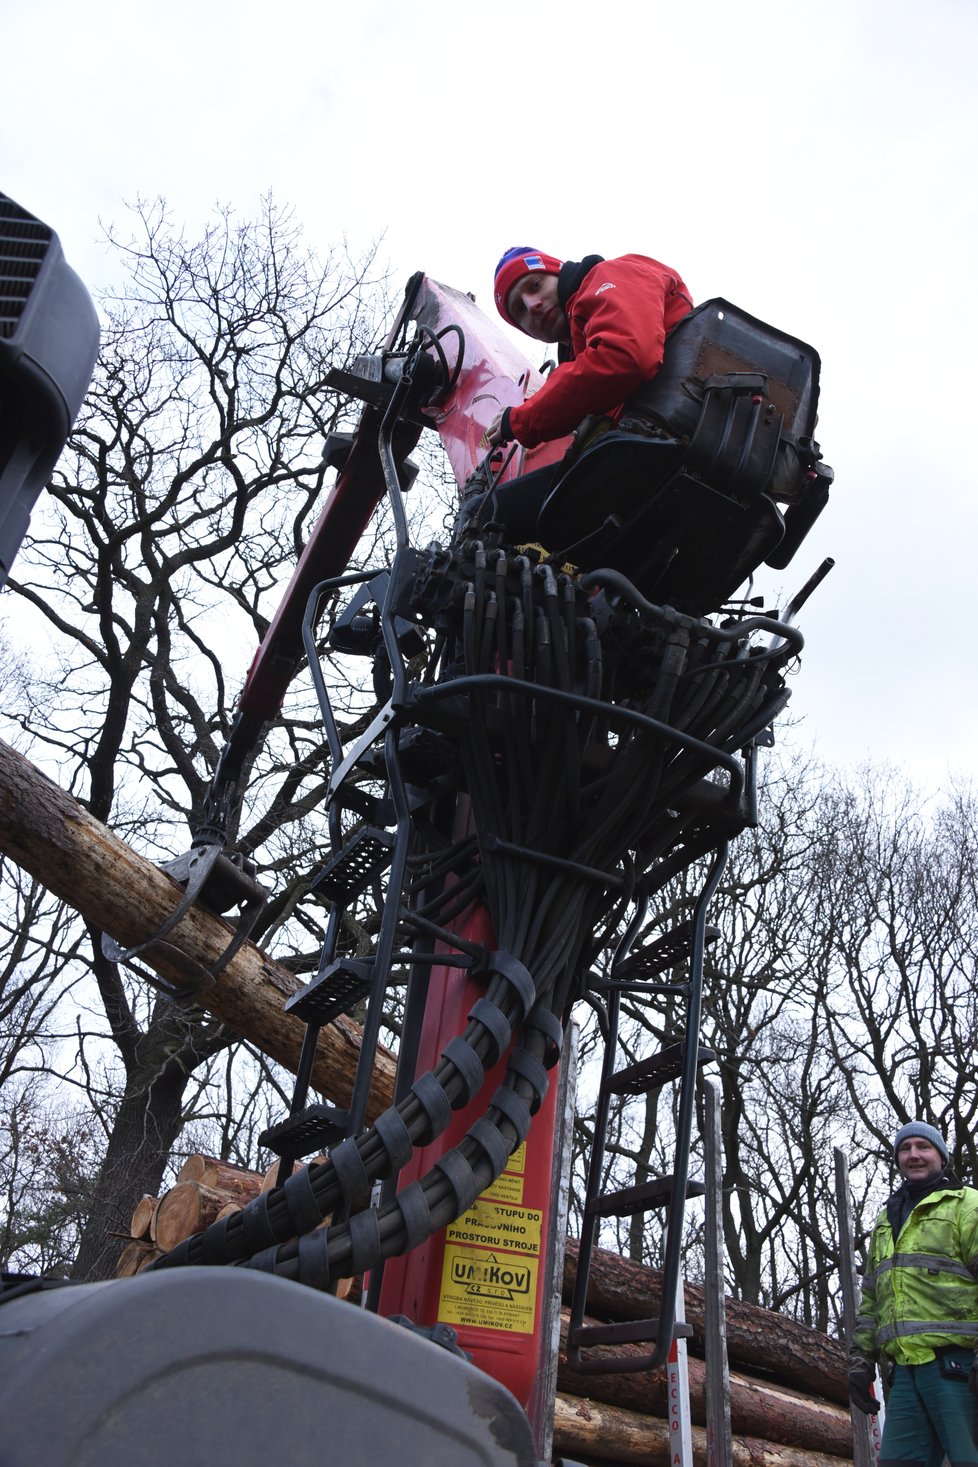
[115,1155,300,1276]
[553,1240,852,1467]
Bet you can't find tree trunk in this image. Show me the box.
[553,1393,852,1467]
[0,735,396,1114]
[72,1017,213,1281]
[557,1311,852,1457]
[563,1240,848,1406]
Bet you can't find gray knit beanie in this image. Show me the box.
[893,1120,949,1164]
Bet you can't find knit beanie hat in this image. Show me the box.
[893,1121,949,1164]
[494,246,563,328]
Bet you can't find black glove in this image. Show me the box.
[848,1357,881,1415]
[496,408,512,446]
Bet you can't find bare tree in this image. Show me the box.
[0,197,401,1278]
[569,752,978,1335]
[810,768,978,1182]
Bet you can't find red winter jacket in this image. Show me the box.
[507,254,693,450]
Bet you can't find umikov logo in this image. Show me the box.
[451,1253,531,1300]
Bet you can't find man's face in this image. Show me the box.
[897,1137,944,1182]
[506,272,569,344]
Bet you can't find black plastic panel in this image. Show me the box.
[0,1268,538,1466]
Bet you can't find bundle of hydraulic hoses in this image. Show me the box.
[150,548,793,1284]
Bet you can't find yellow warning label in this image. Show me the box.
[439,1198,543,1332]
[445,1200,542,1255]
[479,1142,527,1203]
[481,1169,524,1205]
[439,1247,538,1332]
[506,1141,527,1174]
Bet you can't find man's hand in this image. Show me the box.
[482,407,512,450]
[848,1357,881,1415]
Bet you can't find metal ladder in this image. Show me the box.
[567,847,727,1373]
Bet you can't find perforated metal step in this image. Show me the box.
[285,957,374,1026]
[258,1103,349,1159]
[310,829,395,906]
[604,1042,715,1097]
[606,919,720,985]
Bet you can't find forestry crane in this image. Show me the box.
[0,191,833,1467]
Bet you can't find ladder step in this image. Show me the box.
[569,1319,693,1348]
[310,828,394,905]
[610,919,721,983]
[604,1042,715,1097]
[258,1103,349,1158]
[285,957,374,1026]
[586,1175,706,1219]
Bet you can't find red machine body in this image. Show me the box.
[371,280,573,1434]
[377,901,563,1424]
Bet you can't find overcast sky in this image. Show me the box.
[5,0,977,791]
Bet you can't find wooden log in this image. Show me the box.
[259,1156,329,1193]
[0,736,395,1120]
[563,1240,848,1406]
[129,1195,159,1241]
[176,1155,263,1202]
[557,1311,852,1458]
[114,1238,158,1277]
[153,1182,237,1251]
[553,1393,853,1467]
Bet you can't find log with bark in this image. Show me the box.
[129,1195,159,1242]
[0,736,395,1119]
[563,1239,848,1407]
[148,1163,357,1298]
[176,1155,263,1202]
[260,1156,328,1193]
[557,1310,852,1458]
[153,1182,246,1252]
[553,1393,852,1467]
[114,1239,160,1278]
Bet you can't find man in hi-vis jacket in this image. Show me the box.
[849,1121,978,1466]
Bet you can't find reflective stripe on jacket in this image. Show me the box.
[852,1185,978,1366]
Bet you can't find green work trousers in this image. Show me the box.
[880,1351,977,1467]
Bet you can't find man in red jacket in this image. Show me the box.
[485,246,693,451]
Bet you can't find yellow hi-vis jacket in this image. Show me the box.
[853,1184,978,1366]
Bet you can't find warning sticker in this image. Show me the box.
[506,1141,527,1174]
[439,1198,544,1332]
[439,1247,538,1332]
[480,1142,527,1203]
[481,1170,524,1205]
[444,1200,542,1255]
